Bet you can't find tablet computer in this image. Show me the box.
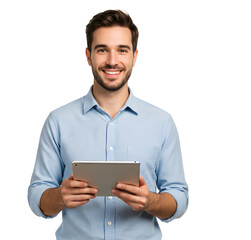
[72,161,140,196]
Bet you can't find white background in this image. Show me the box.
[1,0,251,239]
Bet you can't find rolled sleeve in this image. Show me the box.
[157,115,189,223]
[160,188,189,223]
[28,184,54,219]
[28,113,64,218]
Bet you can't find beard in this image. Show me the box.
[91,64,132,92]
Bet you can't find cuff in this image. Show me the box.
[28,185,57,219]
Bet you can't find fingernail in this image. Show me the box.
[94,189,97,193]
[112,189,116,193]
[117,184,122,188]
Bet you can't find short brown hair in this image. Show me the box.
[86,10,139,53]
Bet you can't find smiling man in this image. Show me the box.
[89,26,135,92]
[28,10,188,240]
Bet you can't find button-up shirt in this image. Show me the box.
[28,87,188,240]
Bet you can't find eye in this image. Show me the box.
[97,49,107,53]
[119,49,128,53]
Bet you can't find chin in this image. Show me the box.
[102,84,125,92]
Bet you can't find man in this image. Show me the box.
[28,10,188,240]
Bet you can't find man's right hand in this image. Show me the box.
[40,174,98,216]
[61,174,98,209]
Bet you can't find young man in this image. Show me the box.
[28,10,188,240]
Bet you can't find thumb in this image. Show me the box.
[139,176,146,187]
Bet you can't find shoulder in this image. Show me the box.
[132,96,178,141]
[49,96,85,121]
[133,96,172,122]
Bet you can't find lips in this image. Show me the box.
[101,69,123,78]
[103,70,121,75]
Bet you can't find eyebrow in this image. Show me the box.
[93,44,107,50]
[118,45,131,50]
[93,44,131,50]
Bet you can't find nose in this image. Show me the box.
[106,50,118,67]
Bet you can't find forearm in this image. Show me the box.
[40,186,66,217]
[145,192,177,219]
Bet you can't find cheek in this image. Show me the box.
[92,57,107,68]
[119,56,134,68]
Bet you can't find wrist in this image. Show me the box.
[58,186,67,209]
[145,192,177,219]
[40,186,66,217]
[144,192,158,213]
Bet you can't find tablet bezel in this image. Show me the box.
[72,161,140,196]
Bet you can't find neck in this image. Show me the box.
[92,81,129,119]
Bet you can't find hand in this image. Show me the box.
[112,176,151,212]
[61,174,98,208]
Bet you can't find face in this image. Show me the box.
[86,26,138,92]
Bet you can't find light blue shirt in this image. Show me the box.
[28,87,188,240]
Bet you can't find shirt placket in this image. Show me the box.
[104,119,116,240]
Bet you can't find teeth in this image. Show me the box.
[104,71,120,75]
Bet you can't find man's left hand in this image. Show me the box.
[112,176,151,212]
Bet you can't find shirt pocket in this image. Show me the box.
[127,145,160,192]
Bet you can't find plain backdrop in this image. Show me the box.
[1,0,250,239]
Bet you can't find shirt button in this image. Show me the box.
[109,146,114,151]
[109,122,113,126]
[108,196,113,200]
[108,221,112,226]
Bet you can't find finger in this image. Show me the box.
[69,174,74,180]
[71,193,97,202]
[112,188,141,203]
[62,185,98,195]
[112,189,147,211]
[63,192,97,206]
[66,179,88,188]
[67,200,89,208]
[116,183,142,196]
[69,187,98,195]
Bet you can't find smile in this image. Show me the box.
[101,70,123,78]
[103,70,122,75]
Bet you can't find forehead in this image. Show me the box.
[92,26,132,49]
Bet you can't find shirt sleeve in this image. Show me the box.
[156,115,189,223]
[28,113,64,218]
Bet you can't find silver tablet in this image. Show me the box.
[72,161,140,196]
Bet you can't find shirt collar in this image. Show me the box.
[83,87,99,114]
[83,86,139,115]
[121,88,139,115]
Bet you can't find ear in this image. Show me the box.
[85,48,92,66]
[132,50,138,67]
